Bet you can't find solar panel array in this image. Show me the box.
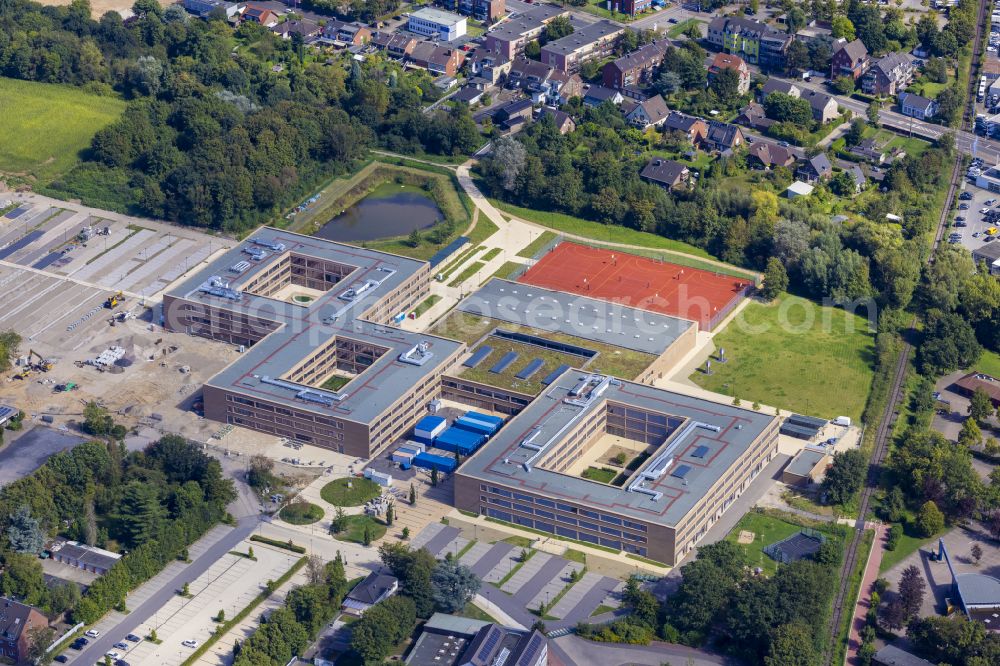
[541,364,570,386]
[671,464,692,479]
[463,345,493,368]
[515,358,544,380]
[691,445,709,458]
[489,351,519,374]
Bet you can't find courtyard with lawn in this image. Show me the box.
[0,77,126,182]
[320,477,382,507]
[691,294,875,422]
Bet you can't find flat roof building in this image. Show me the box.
[408,7,467,41]
[540,20,624,73]
[405,613,547,666]
[51,541,122,575]
[455,370,779,565]
[483,5,567,59]
[781,446,830,485]
[162,229,464,458]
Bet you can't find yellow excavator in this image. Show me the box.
[104,290,124,309]
[28,349,53,372]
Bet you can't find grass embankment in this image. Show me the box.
[431,311,655,380]
[320,477,381,506]
[489,261,523,280]
[691,294,876,423]
[448,261,486,287]
[279,502,324,525]
[0,77,126,182]
[412,295,442,318]
[517,231,558,259]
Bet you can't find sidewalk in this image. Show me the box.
[847,524,887,666]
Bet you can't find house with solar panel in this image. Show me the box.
[405,613,547,666]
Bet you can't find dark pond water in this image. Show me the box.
[314,185,442,242]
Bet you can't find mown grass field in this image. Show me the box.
[0,78,125,182]
[691,294,875,422]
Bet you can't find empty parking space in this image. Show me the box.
[459,541,493,568]
[501,552,552,595]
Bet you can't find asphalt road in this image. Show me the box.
[71,515,259,666]
[0,427,86,485]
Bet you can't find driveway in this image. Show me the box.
[0,427,86,485]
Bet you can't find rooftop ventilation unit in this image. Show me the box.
[398,341,434,366]
[339,280,378,302]
[229,261,251,273]
[243,246,268,261]
[198,276,242,301]
[252,238,287,252]
[256,375,347,404]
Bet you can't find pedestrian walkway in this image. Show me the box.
[847,524,887,666]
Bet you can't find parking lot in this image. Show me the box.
[0,194,231,299]
[69,541,303,666]
[949,169,1000,254]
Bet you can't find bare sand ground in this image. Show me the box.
[37,0,173,18]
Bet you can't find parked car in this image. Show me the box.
[960,203,970,209]
[85,630,100,638]
[54,656,68,663]
[125,635,141,643]
[113,642,129,651]
[182,640,199,648]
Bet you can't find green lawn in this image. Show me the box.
[879,523,936,574]
[320,477,382,506]
[691,294,876,422]
[489,198,715,259]
[481,247,501,261]
[667,18,704,39]
[320,375,351,391]
[458,602,498,623]
[279,501,324,525]
[449,260,486,287]
[490,261,523,280]
[517,231,558,259]
[726,512,806,575]
[332,514,387,544]
[972,348,1000,378]
[412,295,442,318]
[0,78,126,182]
[581,466,617,483]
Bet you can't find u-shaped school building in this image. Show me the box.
[163,230,775,564]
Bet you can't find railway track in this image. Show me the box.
[823,2,987,661]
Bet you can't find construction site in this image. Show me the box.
[0,194,237,441]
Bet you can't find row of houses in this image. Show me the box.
[758,78,840,123]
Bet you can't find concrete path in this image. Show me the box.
[471,543,516,580]
[502,552,553,595]
[459,541,493,569]
[847,524,887,666]
[549,571,602,619]
[550,634,727,666]
[512,555,567,604]
[526,561,583,611]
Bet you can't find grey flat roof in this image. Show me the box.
[785,446,827,477]
[409,7,465,26]
[457,279,692,355]
[955,572,1000,608]
[167,229,462,425]
[873,644,936,666]
[459,370,777,527]
[541,20,620,56]
[486,6,564,41]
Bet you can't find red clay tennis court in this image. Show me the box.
[517,242,753,330]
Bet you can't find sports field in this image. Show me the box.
[0,78,126,181]
[690,294,875,422]
[518,242,752,330]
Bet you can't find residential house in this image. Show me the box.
[464,48,510,85]
[506,57,555,91]
[493,98,534,131]
[803,89,838,123]
[602,40,671,90]
[796,153,833,182]
[847,164,867,192]
[538,108,576,134]
[735,101,774,131]
[320,21,372,47]
[452,86,486,105]
[0,598,48,665]
[703,120,745,153]
[708,53,751,95]
[407,7,467,42]
[850,137,887,163]
[861,53,914,96]
[582,85,624,107]
[182,0,239,20]
[758,78,800,101]
[342,572,398,616]
[640,158,690,190]
[546,70,583,105]
[829,38,869,80]
[437,0,506,23]
[898,92,938,120]
[748,141,796,169]
[706,16,794,69]
[621,85,649,102]
[405,613,547,666]
[240,4,279,27]
[371,33,418,58]
[272,19,322,42]
[605,0,652,17]
[540,20,624,73]
[483,5,567,59]
[623,94,670,129]
[662,111,708,144]
[407,42,466,77]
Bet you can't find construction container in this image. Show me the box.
[414,415,447,442]
[391,450,414,464]
[434,427,484,456]
[403,439,426,453]
[465,411,504,427]
[454,416,496,437]
[412,452,458,473]
[365,470,393,487]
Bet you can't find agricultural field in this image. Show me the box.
[0,78,125,182]
[691,294,875,422]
